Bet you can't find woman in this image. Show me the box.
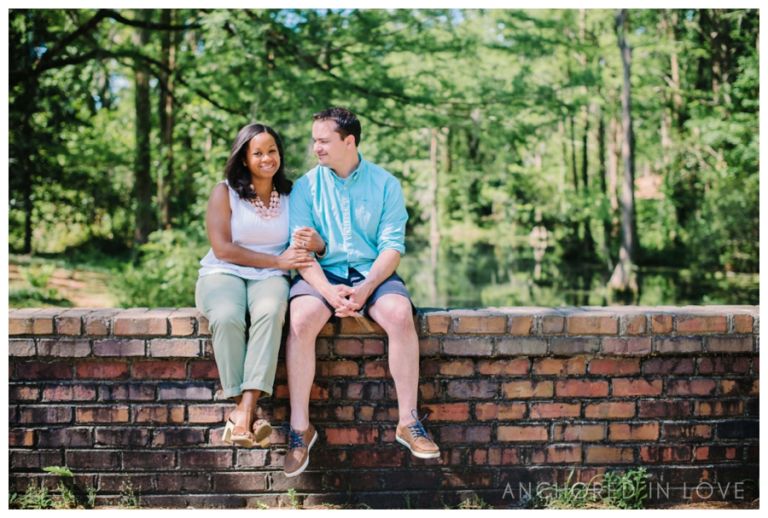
[196,123,324,447]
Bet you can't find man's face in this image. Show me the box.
[312,119,354,170]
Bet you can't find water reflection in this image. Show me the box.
[398,239,758,308]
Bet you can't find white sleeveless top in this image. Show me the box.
[198,181,289,280]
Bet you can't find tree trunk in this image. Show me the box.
[609,9,638,293]
[427,128,441,305]
[598,107,613,270]
[581,104,595,256]
[133,10,154,245]
[157,9,178,229]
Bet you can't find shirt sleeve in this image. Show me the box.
[289,176,314,247]
[376,176,408,255]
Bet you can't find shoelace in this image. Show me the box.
[407,409,431,439]
[288,428,306,449]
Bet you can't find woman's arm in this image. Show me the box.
[206,183,313,270]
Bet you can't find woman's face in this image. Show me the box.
[244,132,280,181]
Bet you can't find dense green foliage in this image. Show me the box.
[8,9,758,307]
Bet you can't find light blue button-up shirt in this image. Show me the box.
[289,154,408,278]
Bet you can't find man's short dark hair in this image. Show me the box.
[313,107,362,146]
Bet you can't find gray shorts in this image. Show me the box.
[289,268,414,317]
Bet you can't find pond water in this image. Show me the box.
[397,240,759,309]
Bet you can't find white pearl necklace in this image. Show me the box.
[250,188,281,219]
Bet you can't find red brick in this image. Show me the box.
[447,379,498,399]
[419,337,440,356]
[132,404,186,424]
[584,401,636,419]
[338,316,386,335]
[189,360,219,379]
[694,400,744,416]
[498,425,548,442]
[442,337,493,356]
[37,338,91,357]
[546,444,582,463]
[152,428,206,447]
[667,379,717,396]
[19,406,72,424]
[622,314,647,335]
[423,402,470,421]
[310,383,329,400]
[677,315,727,334]
[555,379,608,398]
[585,446,634,464]
[651,314,673,333]
[476,358,530,376]
[113,309,172,336]
[317,360,359,377]
[168,309,198,336]
[601,337,652,355]
[179,450,233,469]
[502,380,553,399]
[638,400,691,418]
[9,429,35,447]
[589,358,640,376]
[55,309,92,335]
[662,423,712,441]
[434,359,473,376]
[212,473,267,492]
[567,315,618,335]
[237,449,268,468]
[31,308,58,335]
[93,339,145,356]
[475,402,526,421]
[553,423,605,442]
[66,450,121,470]
[426,313,451,334]
[642,357,695,375]
[188,404,226,423]
[529,402,581,419]
[198,315,211,336]
[698,356,750,374]
[719,378,753,396]
[157,385,213,401]
[131,360,187,380]
[541,315,565,334]
[325,426,379,445]
[453,313,507,334]
[42,384,97,401]
[95,427,151,447]
[10,385,40,401]
[508,316,533,335]
[9,339,35,357]
[440,425,492,443]
[640,445,691,463]
[15,361,73,380]
[75,360,129,380]
[36,427,92,447]
[609,422,659,441]
[533,357,586,376]
[706,336,753,353]
[350,449,406,468]
[733,314,753,334]
[362,360,388,378]
[9,309,39,335]
[693,445,738,462]
[76,405,130,423]
[149,339,201,357]
[83,309,120,335]
[612,378,663,396]
[655,337,702,353]
[496,337,548,355]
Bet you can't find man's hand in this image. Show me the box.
[321,284,360,318]
[345,282,374,315]
[292,227,325,254]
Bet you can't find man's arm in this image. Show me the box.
[296,261,358,316]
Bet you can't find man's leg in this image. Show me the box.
[366,294,420,426]
[286,295,332,431]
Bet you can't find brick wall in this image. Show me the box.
[8,306,759,508]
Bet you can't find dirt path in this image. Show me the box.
[9,263,118,307]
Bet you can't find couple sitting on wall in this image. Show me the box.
[195,107,440,478]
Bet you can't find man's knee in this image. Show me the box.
[288,296,331,339]
[371,295,415,331]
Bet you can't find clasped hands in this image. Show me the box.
[321,282,374,319]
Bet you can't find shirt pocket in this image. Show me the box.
[354,197,381,234]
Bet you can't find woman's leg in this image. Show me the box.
[195,274,248,400]
[242,275,290,397]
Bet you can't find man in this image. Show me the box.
[284,107,440,477]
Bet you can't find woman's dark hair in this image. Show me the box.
[224,123,292,199]
[313,106,361,146]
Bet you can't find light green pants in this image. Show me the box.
[195,273,289,399]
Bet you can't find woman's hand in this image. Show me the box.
[292,227,326,254]
[276,246,315,271]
